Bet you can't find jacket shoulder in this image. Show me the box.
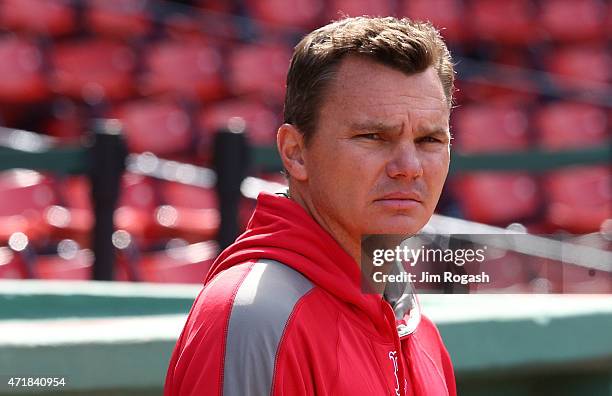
[220,259,318,396]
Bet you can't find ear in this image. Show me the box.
[277,123,308,181]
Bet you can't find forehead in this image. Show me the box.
[319,56,449,126]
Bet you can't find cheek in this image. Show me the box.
[423,154,450,198]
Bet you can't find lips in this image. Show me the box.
[376,192,423,202]
[374,192,423,210]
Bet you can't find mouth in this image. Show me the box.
[374,193,423,210]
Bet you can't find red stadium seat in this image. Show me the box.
[115,173,158,242]
[540,0,607,42]
[114,100,193,155]
[0,170,56,245]
[0,37,48,103]
[158,181,217,209]
[198,99,279,147]
[154,181,219,243]
[452,104,530,153]
[227,43,291,101]
[163,9,236,42]
[326,0,394,19]
[119,173,158,212]
[0,247,28,279]
[56,176,90,210]
[50,174,158,245]
[452,104,538,224]
[41,98,85,143]
[400,0,465,43]
[545,45,611,91]
[153,205,219,242]
[535,102,609,150]
[141,40,225,100]
[34,248,93,280]
[86,0,152,39]
[608,2,612,37]
[454,172,540,224]
[0,0,75,36]
[467,0,536,45]
[545,166,611,233]
[194,0,235,13]
[50,40,136,102]
[138,241,217,283]
[244,0,324,29]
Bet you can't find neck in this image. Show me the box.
[287,185,361,266]
[286,184,391,297]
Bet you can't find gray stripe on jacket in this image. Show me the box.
[223,259,313,396]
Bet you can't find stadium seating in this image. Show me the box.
[535,102,608,150]
[86,0,152,39]
[0,0,75,36]
[0,37,48,103]
[33,248,93,280]
[0,0,609,284]
[452,103,530,153]
[534,104,609,235]
[540,0,607,42]
[467,0,536,45]
[226,43,291,101]
[194,0,235,13]
[452,104,540,224]
[52,174,158,245]
[243,0,324,29]
[141,40,225,100]
[326,0,394,20]
[33,245,133,281]
[137,241,216,283]
[400,0,465,43]
[545,166,611,233]
[113,100,193,155]
[50,39,137,102]
[453,172,540,224]
[154,181,219,242]
[158,181,217,209]
[41,98,85,143]
[198,99,279,146]
[0,246,28,279]
[544,45,611,91]
[608,2,612,36]
[0,170,56,246]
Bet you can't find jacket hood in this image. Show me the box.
[205,192,390,332]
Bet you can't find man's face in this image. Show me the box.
[302,56,451,242]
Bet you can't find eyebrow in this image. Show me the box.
[350,121,403,134]
[420,127,451,138]
[349,121,450,137]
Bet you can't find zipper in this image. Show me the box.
[382,301,407,396]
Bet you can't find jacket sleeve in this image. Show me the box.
[440,340,457,396]
[164,260,317,396]
[414,314,457,396]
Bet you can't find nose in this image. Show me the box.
[386,141,424,179]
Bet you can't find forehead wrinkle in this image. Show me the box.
[341,92,448,116]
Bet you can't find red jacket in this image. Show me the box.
[165,193,456,396]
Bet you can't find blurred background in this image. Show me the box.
[0,0,609,283]
[0,0,610,395]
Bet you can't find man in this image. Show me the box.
[165,16,456,396]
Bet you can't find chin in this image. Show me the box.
[367,218,427,236]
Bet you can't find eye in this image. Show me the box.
[358,133,383,141]
[417,136,442,144]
